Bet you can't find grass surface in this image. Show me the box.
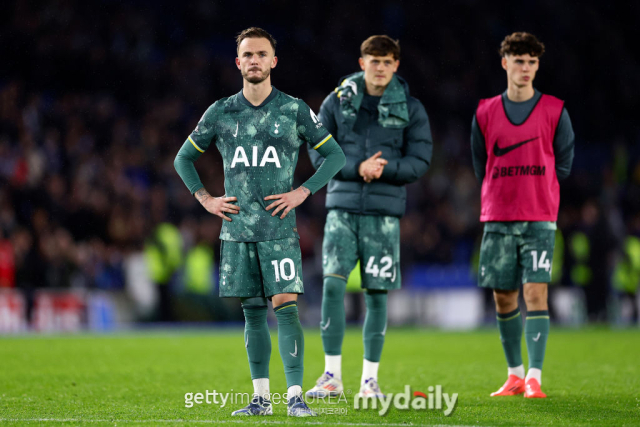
[1,327,639,425]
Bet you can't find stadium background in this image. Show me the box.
[1,0,639,332]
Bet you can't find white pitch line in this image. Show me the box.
[0,419,472,427]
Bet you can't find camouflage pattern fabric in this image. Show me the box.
[188,88,330,242]
[322,210,401,290]
[484,220,557,234]
[478,222,556,290]
[219,237,304,298]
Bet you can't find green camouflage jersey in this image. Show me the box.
[188,87,331,242]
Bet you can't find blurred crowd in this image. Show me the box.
[1,0,639,322]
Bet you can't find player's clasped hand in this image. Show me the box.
[264,186,310,219]
[202,196,240,222]
[359,151,389,183]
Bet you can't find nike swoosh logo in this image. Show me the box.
[290,340,298,357]
[245,336,249,348]
[493,136,539,157]
[532,332,541,342]
[381,323,387,336]
[321,318,330,331]
[233,121,238,138]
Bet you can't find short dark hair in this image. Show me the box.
[360,35,400,60]
[236,27,277,54]
[499,32,545,57]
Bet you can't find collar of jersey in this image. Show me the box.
[237,86,279,109]
[501,88,541,126]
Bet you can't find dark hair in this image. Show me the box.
[236,27,277,54]
[360,35,401,60]
[499,32,545,57]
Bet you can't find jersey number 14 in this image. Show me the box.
[531,250,551,272]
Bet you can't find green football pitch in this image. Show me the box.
[1,327,638,426]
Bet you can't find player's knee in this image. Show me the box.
[323,276,347,301]
[523,283,548,307]
[241,297,268,326]
[271,293,298,308]
[241,297,268,309]
[364,290,388,311]
[493,290,518,311]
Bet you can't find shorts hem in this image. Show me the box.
[477,283,519,291]
[323,273,347,280]
[361,284,401,291]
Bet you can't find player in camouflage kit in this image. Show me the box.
[174,27,345,417]
[306,36,432,398]
[471,33,574,399]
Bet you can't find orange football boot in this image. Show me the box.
[524,378,547,398]
[490,375,525,396]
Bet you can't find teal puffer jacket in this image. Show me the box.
[308,73,433,218]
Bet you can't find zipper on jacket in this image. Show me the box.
[361,126,370,214]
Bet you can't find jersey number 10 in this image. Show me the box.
[272,258,295,282]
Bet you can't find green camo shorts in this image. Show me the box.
[322,210,401,290]
[219,237,303,298]
[478,223,556,290]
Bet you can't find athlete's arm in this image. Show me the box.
[302,137,346,193]
[174,138,206,195]
[470,114,488,183]
[377,99,432,185]
[265,186,310,220]
[553,108,575,181]
[194,188,239,222]
[299,99,346,194]
[308,93,364,181]
[266,100,346,219]
[174,103,239,221]
[174,141,240,221]
[265,137,345,219]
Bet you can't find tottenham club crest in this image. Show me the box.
[269,115,289,138]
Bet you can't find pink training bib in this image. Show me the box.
[476,93,564,222]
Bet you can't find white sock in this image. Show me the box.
[361,359,379,385]
[508,365,525,379]
[526,368,542,385]
[287,385,302,400]
[325,354,342,379]
[252,378,270,399]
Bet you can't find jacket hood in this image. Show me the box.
[337,72,410,96]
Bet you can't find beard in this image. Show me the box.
[242,66,271,84]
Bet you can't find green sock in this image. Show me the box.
[363,290,387,363]
[525,310,550,370]
[321,276,346,356]
[274,301,304,388]
[241,300,271,380]
[497,308,523,368]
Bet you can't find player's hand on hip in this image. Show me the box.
[359,151,388,183]
[195,189,240,222]
[203,196,240,222]
[264,186,310,219]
